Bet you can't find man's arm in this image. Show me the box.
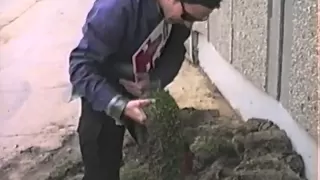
[69,0,128,121]
[150,24,191,88]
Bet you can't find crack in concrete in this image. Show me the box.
[0,83,70,92]
[0,125,76,138]
[0,0,43,31]
[0,132,60,138]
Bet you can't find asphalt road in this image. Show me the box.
[0,0,94,160]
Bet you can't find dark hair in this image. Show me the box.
[182,0,222,9]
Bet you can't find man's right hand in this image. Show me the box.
[123,99,154,124]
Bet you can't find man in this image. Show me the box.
[68,0,222,179]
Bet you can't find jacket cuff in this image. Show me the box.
[105,95,128,126]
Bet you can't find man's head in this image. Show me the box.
[158,0,222,26]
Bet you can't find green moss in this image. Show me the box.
[143,90,186,180]
[120,163,150,180]
[46,160,82,180]
[191,135,237,159]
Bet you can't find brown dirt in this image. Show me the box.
[0,61,307,180]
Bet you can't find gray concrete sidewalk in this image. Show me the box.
[0,0,94,161]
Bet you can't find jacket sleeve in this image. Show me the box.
[69,1,128,122]
[150,24,191,88]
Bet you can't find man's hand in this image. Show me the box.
[123,99,154,124]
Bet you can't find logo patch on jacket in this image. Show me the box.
[132,20,172,82]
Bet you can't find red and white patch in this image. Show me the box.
[132,20,172,82]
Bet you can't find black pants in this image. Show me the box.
[78,98,137,180]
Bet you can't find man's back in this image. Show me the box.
[78,0,163,80]
[69,0,190,111]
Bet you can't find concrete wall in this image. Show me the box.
[192,0,319,140]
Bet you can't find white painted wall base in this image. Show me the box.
[191,33,319,180]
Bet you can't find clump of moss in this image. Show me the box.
[142,90,186,180]
[120,162,150,180]
[191,135,237,173]
[46,160,83,180]
[122,104,307,180]
[191,136,236,157]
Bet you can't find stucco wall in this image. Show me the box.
[192,0,319,140]
[285,0,319,140]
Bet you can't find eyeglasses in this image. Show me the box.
[180,2,209,22]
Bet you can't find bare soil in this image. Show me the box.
[0,61,307,180]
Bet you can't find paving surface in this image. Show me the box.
[0,0,95,161]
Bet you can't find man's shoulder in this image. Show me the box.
[84,0,139,27]
[92,0,137,13]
